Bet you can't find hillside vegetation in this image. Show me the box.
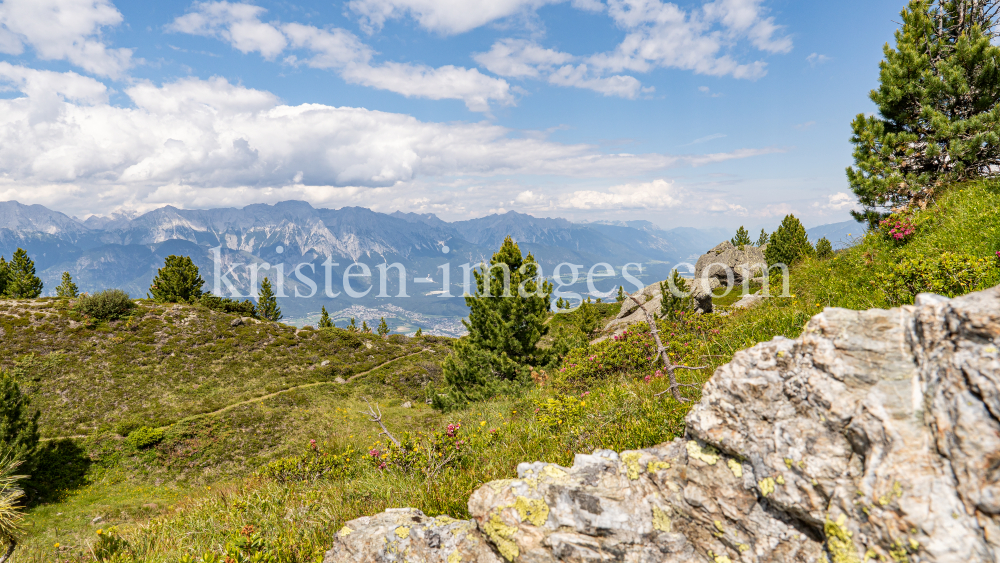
[12,181,1000,563]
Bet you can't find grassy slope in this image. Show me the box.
[22,181,1000,563]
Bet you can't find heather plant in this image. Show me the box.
[879,214,917,243]
[150,255,205,303]
[76,289,137,321]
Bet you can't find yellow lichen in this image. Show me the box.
[482,514,519,562]
[395,526,410,539]
[758,478,775,497]
[784,458,794,469]
[621,452,643,480]
[448,550,462,563]
[713,520,725,533]
[541,465,567,480]
[488,479,516,492]
[776,475,785,485]
[338,526,353,536]
[863,549,877,562]
[825,514,861,563]
[513,497,549,527]
[651,506,672,532]
[648,461,671,473]
[686,440,720,465]
[738,544,749,552]
[727,459,743,478]
[715,556,733,563]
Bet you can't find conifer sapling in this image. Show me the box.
[377,317,389,337]
[150,255,205,303]
[319,306,333,328]
[55,272,79,298]
[3,249,42,299]
[731,226,752,248]
[257,277,282,322]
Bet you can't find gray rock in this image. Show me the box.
[689,242,768,313]
[334,377,347,384]
[401,401,412,408]
[321,360,330,366]
[731,293,765,310]
[323,508,502,563]
[230,317,244,327]
[616,283,663,319]
[324,286,1000,563]
[91,516,103,525]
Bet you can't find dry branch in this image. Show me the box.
[360,397,400,446]
[624,290,706,403]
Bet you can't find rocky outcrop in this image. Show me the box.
[324,286,1000,563]
[690,242,768,313]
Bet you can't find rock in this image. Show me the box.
[731,293,765,310]
[688,242,768,314]
[230,317,244,327]
[322,508,502,563]
[616,284,663,319]
[91,516,103,525]
[325,286,1000,563]
[321,360,330,367]
[335,377,347,384]
[401,401,412,409]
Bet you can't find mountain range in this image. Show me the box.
[0,200,859,333]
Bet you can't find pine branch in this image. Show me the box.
[624,290,707,403]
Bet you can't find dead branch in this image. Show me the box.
[625,290,707,403]
[0,541,14,563]
[359,397,400,446]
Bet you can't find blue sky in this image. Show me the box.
[0,0,904,230]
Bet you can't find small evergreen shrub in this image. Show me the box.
[765,214,814,265]
[76,289,137,321]
[123,426,164,450]
[878,252,999,305]
[113,419,142,437]
[318,306,333,328]
[259,442,357,482]
[55,272,79,298]
[659,270,692,320]
[731,226,752,248]
[199,294,256,317]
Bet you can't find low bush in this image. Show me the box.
[259,442,358,482]
[878,252,998,305]
[76,289,137,321]
[124,426,164,450]
[199,294,257,317]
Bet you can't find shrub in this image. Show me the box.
[199,294,256,317]
[878,214,917,243]
[765,214,814,266]
[76,289,137,321]
[815,237,834,259]
[878,252,998,305]
[113,418,142,437]
[259,442,357,482]
[535,394,587,428]
[0,371,40,475]
[150,255,205,303]
[659,269,692,320]
[576,300,600,336]
[431,339,525,412]
[367,422,478,475]
[124,426,164,450]
[555,328,658,387]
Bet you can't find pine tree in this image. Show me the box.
[361,321,370,333]
[348,317,357,332]
[731,226,752,248]
[848,0,1000,221]
[434,237,553,411]
[616,285,625,303]
[660,270,691,321]
[756,229,770,247]
[0,257,8,297]
[318,306,333,328]
[816,237,835,259]
[150,255,205,303]
[576,300,600,336]
[765,215,815,265]
[257,277,282,322]
[377,317,389,337]
[55,272,79,298]
[555,296,566,310]
[414,328,423,337]
[3,249,42,299]
[0,370,40,475]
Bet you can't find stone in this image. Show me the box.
[689,242,769,314]
[324,286,1000,563]
[321,360,330,367]
[401,401,412,408]
[730,293,765,310]
[322,508,503,563]
[230,317,244,327]
[91,516,103,525]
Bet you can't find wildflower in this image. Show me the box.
[490,428,498,434]
[310,439,317,450]
[55,543,60,548]
[480,421,486,427]
[97,529,103,535]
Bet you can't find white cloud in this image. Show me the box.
[686,132,726,145]
[474,39,572,79]
[806,53,831,66]
[169,2,514,112]
[347,0,562,35]
[794,120,816,130]
[819,192,858,212]
[561,179,684,209]
[0,71,778,216]
[0,0,133,78]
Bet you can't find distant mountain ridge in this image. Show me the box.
[0,199,856,331]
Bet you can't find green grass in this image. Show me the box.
[18,180,1000,563]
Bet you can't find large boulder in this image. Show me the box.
[323,286,1000,563]
[689,242,768,313]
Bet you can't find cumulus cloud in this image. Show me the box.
[169,2,514,112]
[561,179,684,209]
[346,0,564,35]
[814,192,859,213]
[806,53,831,66]
[0,70,778,216]
[0,0,133,78]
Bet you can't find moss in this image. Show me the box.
[758,478,775,497]
[824,514,862,563]
[686,440,719,465]
[621,452,643,480]
[651,506,671,533]
[727,459,742,478]
[513,496,549,527]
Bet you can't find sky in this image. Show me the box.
[0,0,906,230]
